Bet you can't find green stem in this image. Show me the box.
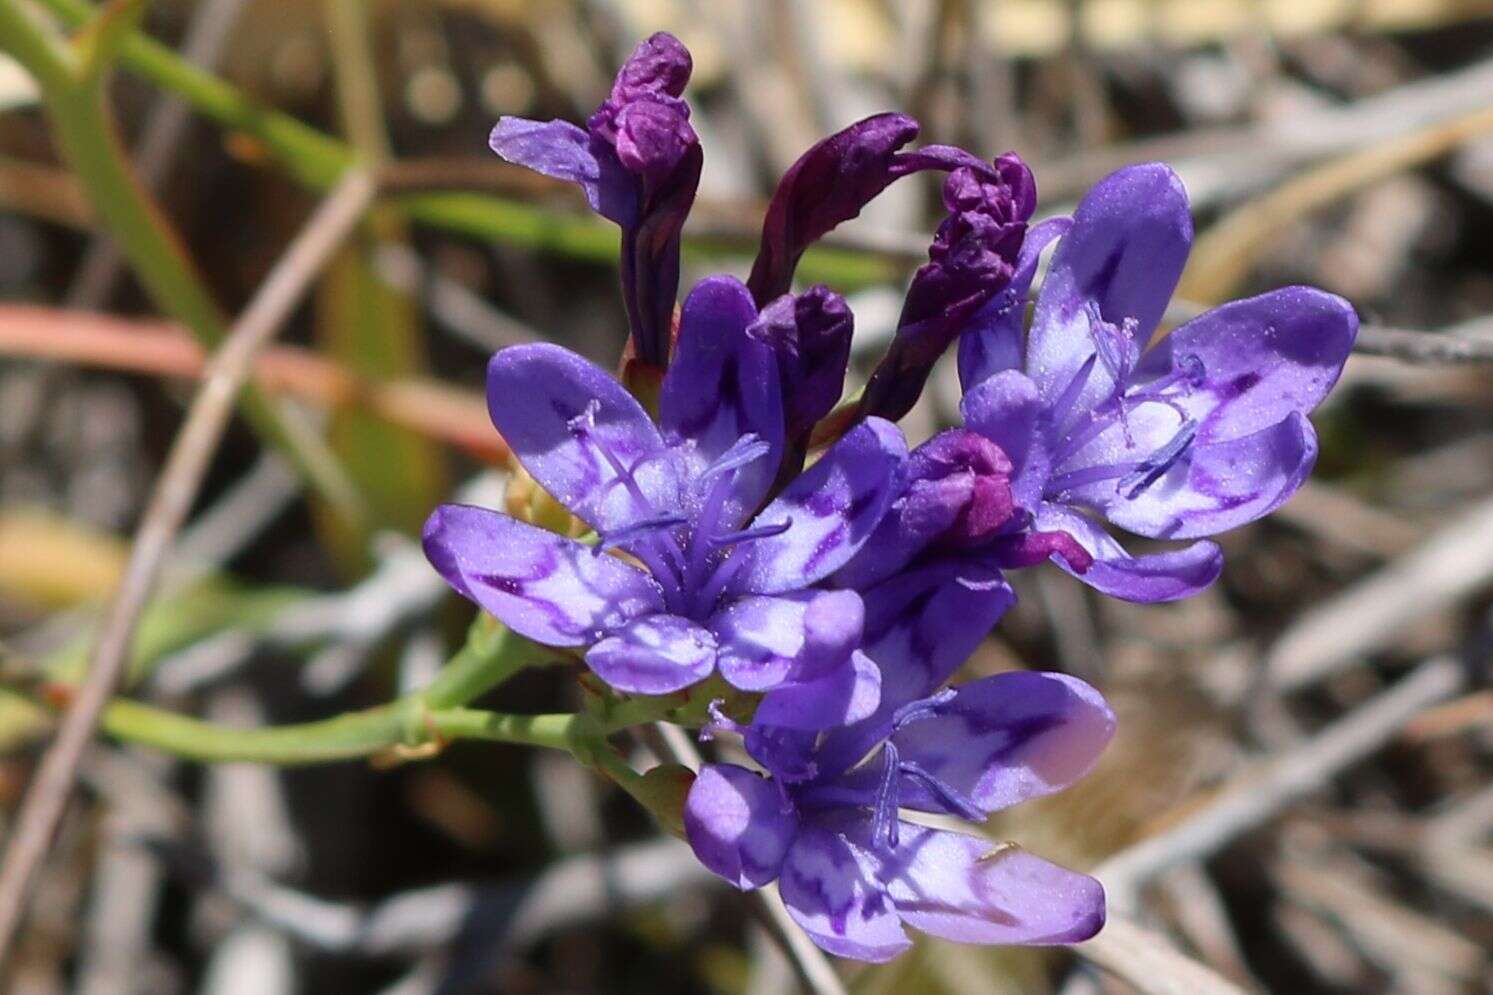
[63,618,558,764]
[420,618,558,710]
[0,0,365,526]
[97,698,583,765]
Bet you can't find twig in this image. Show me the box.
[1352,323,1493,365]
[0,169,377,967]
[188,836,714,957]
[1068,913,1251,995]
[1266,496,1493,690]
[1097,656,1466,908]
[1181,102,1493,303]
[0,305,506,463]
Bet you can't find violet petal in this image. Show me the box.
[684,763,797,890]
[486,343,679,534]
[422,504,662,646]
[1032,503,1223,602]
[779,825,911,963]
[584,613,717,694]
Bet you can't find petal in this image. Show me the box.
[660,276,785,517]
[712,589,865,692]
[584,613,716,694]
[711,594,812,692]
[683,764,797,890]
[959,369,1051,511]
[737,418,908,594]
[893,672,1115,814]
[1027,164,1192,413]
[1102,412,1319,540]
[780,826,911,962]
[811,561,1017,782]
[486,344,679,534]
[422,504,662,646]
[874,826,1106,946]
[957,216,1072,390]
[488,118,631,224]
[753,651,881,731]
[1032,503,1222,602]
[1162,287,1357,444]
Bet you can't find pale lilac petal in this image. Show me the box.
[711,594,812,692]
[684,764,797,890]
[874,825,1106,945]
[488,118,630,224]
[1161,287,1357,444]
[422,505,662,645]
[893,672,1115,813]
[1101,412,1319,540]
[584,613,716,694]
[1027,164,1192,414]
[958,216,1072,390]
[1033,503,1222,602]
[780,826,911,962]
[753,651,881,731]
[737,418,908,594]
[959,369,1052,511]
[712,589,864,692]
[811,561,1016,782]
[486,344,678,533]
[660,276,784,516]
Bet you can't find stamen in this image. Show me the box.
[871,742,902,851]
[890,688,958,731]
[1119,419,1197,498]
[708,519,792,549]
[1048,353,1097,435]
[699,699,746,742]
[897,760,987,822]
[692,552,742,613]
[1046,461,1140,496]
[701,433,770,483]
[566,401,657,512]
[594,512,688,554]
[1084,303,1138,385]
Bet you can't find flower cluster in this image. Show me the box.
[426,32,1356,962]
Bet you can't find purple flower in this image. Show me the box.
[749,285,854,450]
[859,156,1036,423]
[489,33,701,366]
[686,566,1114,962]
[831,428,1092,593]
[746,113,999,305]
[953,163,1357,602]
[423,276,906,727]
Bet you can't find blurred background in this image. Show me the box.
[2,0,1492,992]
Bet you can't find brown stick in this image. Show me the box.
[0,305,505,463]
[0,169,377,967]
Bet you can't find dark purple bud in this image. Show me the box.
[746,114,995,305]
[749,285,854,443]
[590,35,702,367]
[490,32,700,369]
[609,31,692,102]
[903,430,1016,549]
[990,529,1094,574]
[859,155,1036,423]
